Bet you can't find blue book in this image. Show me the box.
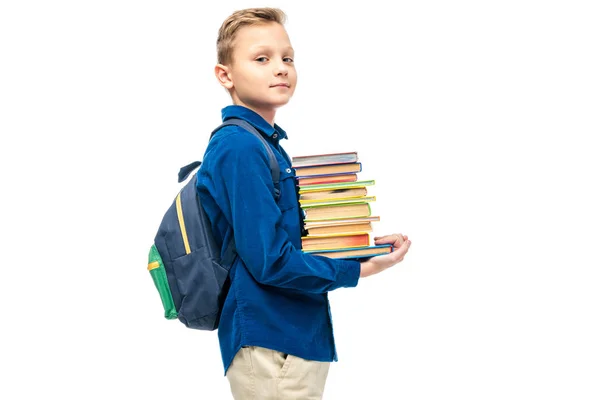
[303,244,392,259]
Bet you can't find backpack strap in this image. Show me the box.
[177,118,283,267]
[178,119,282,202]
[178,161,202,183]
[211,118,283,266]
[213,118,281,202]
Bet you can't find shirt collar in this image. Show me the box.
[221,105,288,140]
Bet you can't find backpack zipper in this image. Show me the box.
[175,192,191,255]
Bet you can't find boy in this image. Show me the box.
[197,7,411,399]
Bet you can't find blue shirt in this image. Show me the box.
[197,105,361,375]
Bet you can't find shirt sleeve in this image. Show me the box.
[207,129,361,293]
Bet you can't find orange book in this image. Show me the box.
[301,233,370,251]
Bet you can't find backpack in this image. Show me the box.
[147,118,281,330]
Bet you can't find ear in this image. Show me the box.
[215,64,234,89]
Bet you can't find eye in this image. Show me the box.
[283,57,294,63]
[256,56,268,63]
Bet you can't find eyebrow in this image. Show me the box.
[251,45,294,53]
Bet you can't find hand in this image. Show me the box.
[359,233,411,278]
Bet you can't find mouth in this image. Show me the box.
[270,83,290,88]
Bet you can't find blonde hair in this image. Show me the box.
[217,8,287,65]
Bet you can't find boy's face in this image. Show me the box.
[221,22,297,116]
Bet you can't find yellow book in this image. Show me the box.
[303,203,371,221]
[305,222,373,237]
[299,189,368,203]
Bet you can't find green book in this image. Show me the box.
[298,180,375,193]
[300,196,376,209]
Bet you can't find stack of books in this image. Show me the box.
[292,152,393,259]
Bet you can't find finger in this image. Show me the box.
[373,235,386,243]
[374,235,400,246]
[374,234,394,241]
[376,233,403,242]
[391,239,410,259]
[393,234,405,246]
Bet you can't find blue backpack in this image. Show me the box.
[148,118,281,330]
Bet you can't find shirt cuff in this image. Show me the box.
[336,259,361,288]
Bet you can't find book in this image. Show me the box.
[304,216,381,228]
[300,196,376,208]
[303,202,371,221]
[292,150,393,260]
[301,233,370,251]
[299,187,367,202]
[305,222,373,236]
[292,152,358,168]
[296,174,357,186]
[294,162,362,178]
[298,180,375,193]
[305,244,393,259]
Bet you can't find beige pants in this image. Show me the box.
[226,346,331,400]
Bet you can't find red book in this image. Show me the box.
[301,233,370,251]
[297,174,357,186]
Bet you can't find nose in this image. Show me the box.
[274,60,288,77]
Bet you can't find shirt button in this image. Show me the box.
[285,168,292,173]
[273,133,278,139]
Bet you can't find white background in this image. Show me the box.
[1,1,599,399]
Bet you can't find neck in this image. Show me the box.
[257,109,276,126]
[232,100,276,126]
